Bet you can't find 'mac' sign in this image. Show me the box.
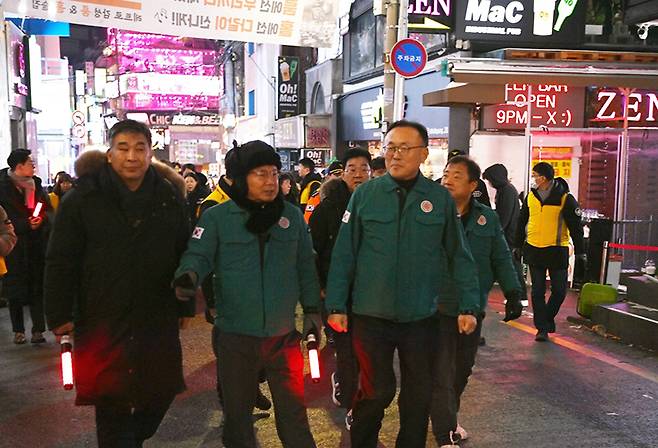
[591,89,658,126]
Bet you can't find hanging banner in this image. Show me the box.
[277,56,300,119]
[5,0,338,48]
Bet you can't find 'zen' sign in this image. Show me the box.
[590,89,658,126]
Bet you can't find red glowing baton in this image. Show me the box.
[61,335,74,390]
[32,202,43,218]
[306,333,321,383]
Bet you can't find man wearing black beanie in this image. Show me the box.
[516,161,585,342]
[175,140,321,447]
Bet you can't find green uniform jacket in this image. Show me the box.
[438,200,522,317]
[325,173,480,322]
[176,200,321,337]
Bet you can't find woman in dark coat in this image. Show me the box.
[184,172,211,226]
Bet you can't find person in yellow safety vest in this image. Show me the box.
[297,157,322,212]
[515,162,586,342]
[304,160,344,223]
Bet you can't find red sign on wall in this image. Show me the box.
[481,84,585,130]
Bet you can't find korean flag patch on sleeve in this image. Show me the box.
[342,210,351,224]
[192,226,205,239]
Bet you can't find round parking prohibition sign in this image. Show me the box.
[390,38,427,78]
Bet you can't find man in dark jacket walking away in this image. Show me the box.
[517,162,586,342]
[309,148,371,428]
[175,141,321,448]
[44,120,194,447]
[0,149,51,345]
[483,163,527,305]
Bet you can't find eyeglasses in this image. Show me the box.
[383,144,426,156]
[250,169,280,180]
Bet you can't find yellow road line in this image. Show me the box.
[503,320,658,385]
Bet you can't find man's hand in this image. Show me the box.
[28,216,43,230]
[302,312,323,339]
[179,317,193,330]
[173,272,198,301]
[327,313,348,333]
[52,321,74,343]
[458,314,477,335]
[504,291,524,322]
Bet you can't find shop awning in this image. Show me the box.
[422,81,505,107]
[423,60,658,107]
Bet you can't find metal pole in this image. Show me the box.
[382,0,400,141]
[600,240,609,284]
[392,0,408,122]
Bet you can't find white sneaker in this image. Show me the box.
[456,423,469,440]
[345,409,353,431]
[331,372,342,407]
[439,430,462,447]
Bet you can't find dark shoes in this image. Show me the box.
[535,330,549,342]
[31,331,46,344]
[255,388,272,411]
[13,332,26,344]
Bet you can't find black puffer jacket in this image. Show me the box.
[308,179,351,288]
[44,151,192,406]
[0,168,51,305]
[482,164,520,248]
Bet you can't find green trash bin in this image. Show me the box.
[577,283,618,318]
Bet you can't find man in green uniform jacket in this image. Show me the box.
[325,120,481,448]
[175,141,321,448]
[431,155,523,447]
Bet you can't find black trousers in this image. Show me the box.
[530,266,568,333]
[333,313,359,409]
[95,396,174,448]
[430,313,483,445]
[351,314,437,448]
[217,330,316,448]
[9,299,45,334]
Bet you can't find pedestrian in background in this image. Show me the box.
[432,156,523,446]
[175,140,321,448]
[483,163,527,306]
[48,172,74,213]
[279,172,300,205]
[0,149,51,345]
[517,162,586,342]
[370,156,387,178]
[0,205,18,309]
[297,157,322,211]
[309,148,371,429]
[44,120,194,447]
[304,160,343,223]
[326,120,480,448]
[184,172,211,226]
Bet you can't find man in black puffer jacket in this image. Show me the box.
[44,120,195,447]
[482,163,520,247]
[309,148,371,427]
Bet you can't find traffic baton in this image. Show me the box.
[60,335,74,390]
[32,202,43,218]
[306,333,321,383]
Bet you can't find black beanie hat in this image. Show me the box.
[233,140,282,179]
[223,141,240,179]
[532,161,555,180]
[448,149,466,160]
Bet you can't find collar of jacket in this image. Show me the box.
[380,172,431,194]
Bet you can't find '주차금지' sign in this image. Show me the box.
[5,0,338,48]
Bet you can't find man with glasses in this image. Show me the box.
[175,140,321,448]
[326,120,480,448]
[309,148,371,428]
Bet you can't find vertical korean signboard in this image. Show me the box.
[278,56,299,119]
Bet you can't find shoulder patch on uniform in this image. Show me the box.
[342,210,351,224]
[420,200,433,213]
[477,215,487,226]
[472,190,482,198]
[192,227,205,239]
[574,208,582,217]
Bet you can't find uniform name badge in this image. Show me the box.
[420,200,433,213]
[477,215,487,226]
[342,211,351,223]
[279,217,290,229]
